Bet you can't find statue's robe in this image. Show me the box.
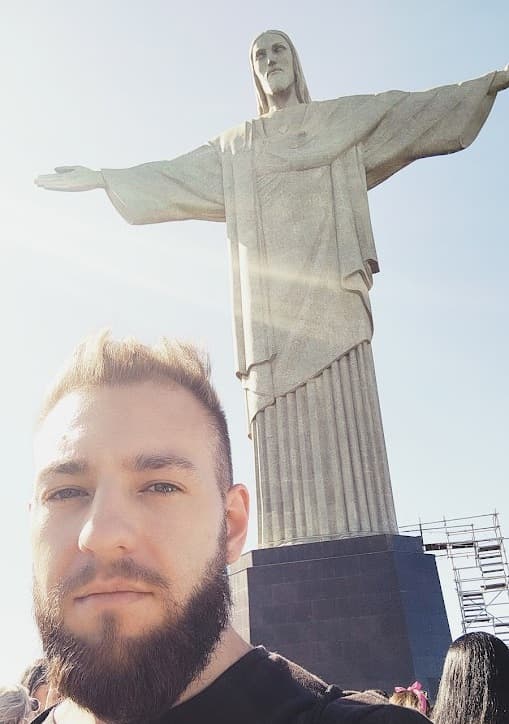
[102,73,496,545]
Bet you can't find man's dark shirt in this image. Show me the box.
[32,647,426,723]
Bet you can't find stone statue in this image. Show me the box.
[36,30,509,548]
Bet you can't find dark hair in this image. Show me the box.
[432,632,509,724]
[37,331,233,494]
[20,658,48,697]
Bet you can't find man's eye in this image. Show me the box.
[47,488,87,501]
[145,482,178,494]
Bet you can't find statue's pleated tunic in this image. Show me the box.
[101,73,496,546]
[252,343,394,545]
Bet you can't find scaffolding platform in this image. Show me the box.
[400,512,509,644]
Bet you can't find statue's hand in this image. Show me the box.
[35,165,105,192]
[489,65,509,95]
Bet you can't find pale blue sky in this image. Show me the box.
[1,0,508,683]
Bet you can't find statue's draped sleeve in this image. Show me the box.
[361,72,497,189]
[101,143,225,224]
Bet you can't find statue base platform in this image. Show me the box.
[229,534,450,697]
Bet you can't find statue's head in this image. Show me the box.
[250,30,311,115]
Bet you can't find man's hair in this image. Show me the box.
[37,331,233,494]
[250,29,311,116]
[20,657,48,697]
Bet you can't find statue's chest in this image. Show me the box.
[252,108,347,172]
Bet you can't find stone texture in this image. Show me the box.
[253,343,396,546]
[229,535,451,697]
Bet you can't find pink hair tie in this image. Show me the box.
[393,681,429,715]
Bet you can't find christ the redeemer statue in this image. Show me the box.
[36,31,509,548]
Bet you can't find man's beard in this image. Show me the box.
[34,533,231,724]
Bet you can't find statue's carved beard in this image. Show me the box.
[34,535,231,724]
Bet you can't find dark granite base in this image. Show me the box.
[229,534,450,698]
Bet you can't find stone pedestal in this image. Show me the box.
[229,534,450,697]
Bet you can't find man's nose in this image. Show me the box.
[78,487,138,558]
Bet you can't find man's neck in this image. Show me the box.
[52,626,251,723]
[178,625,251,704]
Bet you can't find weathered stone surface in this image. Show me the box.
[230,535,451,697]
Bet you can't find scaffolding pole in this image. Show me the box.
[400,512,509,644]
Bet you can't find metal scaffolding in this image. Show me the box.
[400,512,509,644]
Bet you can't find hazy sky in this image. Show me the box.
[1,0,508,683]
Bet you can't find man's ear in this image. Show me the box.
[225,484,249,565]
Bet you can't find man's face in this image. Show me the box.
[31,381,246,720]
[252,32,295,99]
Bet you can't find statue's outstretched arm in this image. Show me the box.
[363,71,500,190]
[35,144,225,225]
[35,165,104,192]
[488,65,509,95]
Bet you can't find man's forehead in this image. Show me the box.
[33,383,214,470]
[34,391,95,465]
[37,382,203,432]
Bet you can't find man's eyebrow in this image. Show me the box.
[38,458,89,481]
[129,453,196,473]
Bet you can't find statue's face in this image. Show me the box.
[252,32,295,99]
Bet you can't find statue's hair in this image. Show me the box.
[37,330,233,494]
[250,29,311,115]
[0,684,34,724]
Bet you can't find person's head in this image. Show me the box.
[0,685,39,724]
[389,682,429,716]
[433,631,509,724]
[30,331,249,723]
[250,29,311,115]
[20,660,48,710]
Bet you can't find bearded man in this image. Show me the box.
[36,31,509,550]
[30,332,426,724]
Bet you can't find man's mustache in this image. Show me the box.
[52,558,171,599]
